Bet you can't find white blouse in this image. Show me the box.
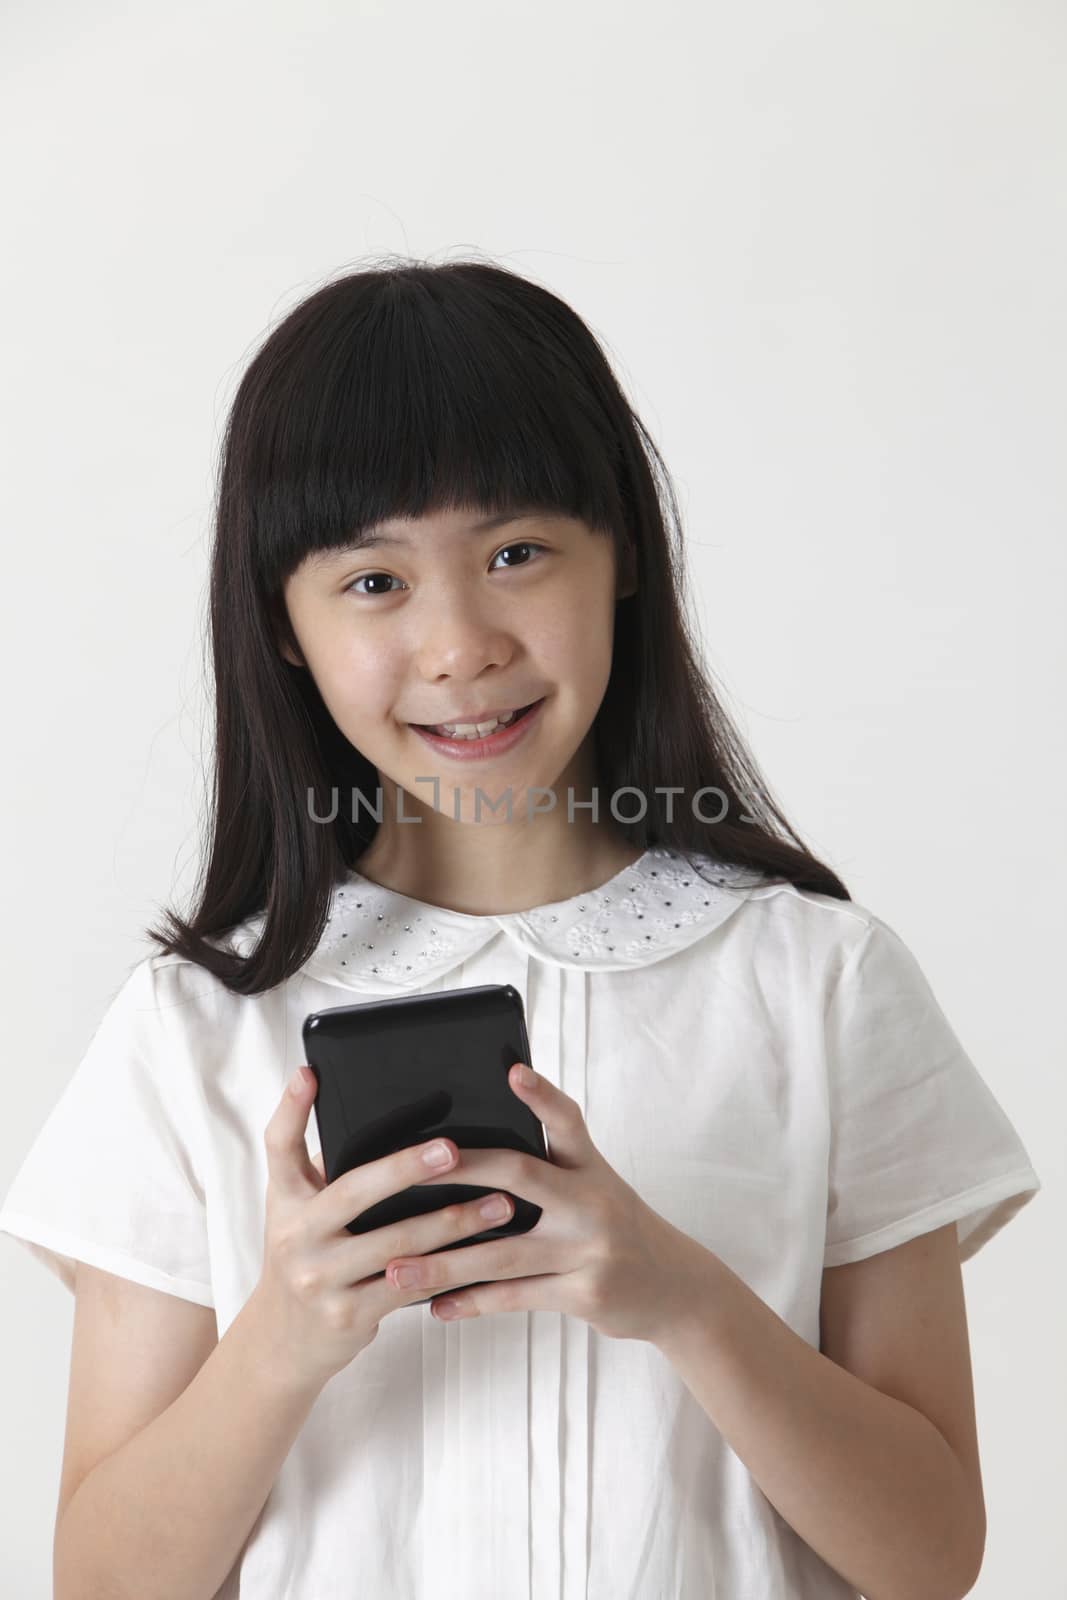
[0,846,1041,1599]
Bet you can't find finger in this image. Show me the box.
[313,1135,459,1236]
[384,1233,556,1299]
[418,1143,565,1208]
[506,1063,594,1169]
[430,1271,568,1322]
[263,1065,322,1198]
[310,1151,326,1182]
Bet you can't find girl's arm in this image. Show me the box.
[53,1280,325,1600]
[655,1231,986,1600]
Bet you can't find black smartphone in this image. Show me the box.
[302,983,549,1304]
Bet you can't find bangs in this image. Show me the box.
[231,264,627,588]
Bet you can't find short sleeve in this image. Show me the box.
[822,914,1041,1268]
[0,956,214,1306]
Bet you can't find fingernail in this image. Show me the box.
[422,1140,452,1167]
[514,1063,535,1087]
[289,1066,308,1096]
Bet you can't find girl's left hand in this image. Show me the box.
[384,1062,711,1342]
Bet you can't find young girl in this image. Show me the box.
[1,260,1040,1600]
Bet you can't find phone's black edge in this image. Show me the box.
[302,982,524,1040]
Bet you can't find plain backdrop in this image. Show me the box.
[1,1,1063,1594]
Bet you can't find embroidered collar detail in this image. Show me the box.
[279,846,767,993]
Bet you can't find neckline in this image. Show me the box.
[218,843,771,987]
[344,846,654,925]
[287,844,772,988]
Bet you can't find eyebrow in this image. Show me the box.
[309,510,546,567]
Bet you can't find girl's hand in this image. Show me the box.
[386,1063,710,1342]
[249,1067,522,1393]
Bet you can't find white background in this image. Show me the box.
[1,1,1063,1593]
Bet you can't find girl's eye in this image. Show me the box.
[343,542,546,597]
[489,540,545,571]
[345,571,403,597]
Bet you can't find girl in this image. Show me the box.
[0,260,1040,1600]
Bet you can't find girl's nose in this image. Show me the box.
[413,600,516,680]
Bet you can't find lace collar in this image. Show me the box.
[257,845,769,994]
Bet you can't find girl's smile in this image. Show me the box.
[408,696,547,761]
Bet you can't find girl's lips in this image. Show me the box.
[409,698,546,760]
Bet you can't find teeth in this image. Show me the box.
[431,707,524,739]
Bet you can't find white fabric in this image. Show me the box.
[0,846,1041,1599]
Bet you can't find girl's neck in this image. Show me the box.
[352,825,645,918]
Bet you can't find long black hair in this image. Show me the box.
[146,256,850,995]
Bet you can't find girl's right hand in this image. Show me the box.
[248,1065,513,1393]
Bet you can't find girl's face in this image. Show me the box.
[279,508,634,828]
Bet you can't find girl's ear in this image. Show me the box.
[270,595,307,669]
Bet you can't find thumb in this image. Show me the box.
[264,1065,322,1197]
